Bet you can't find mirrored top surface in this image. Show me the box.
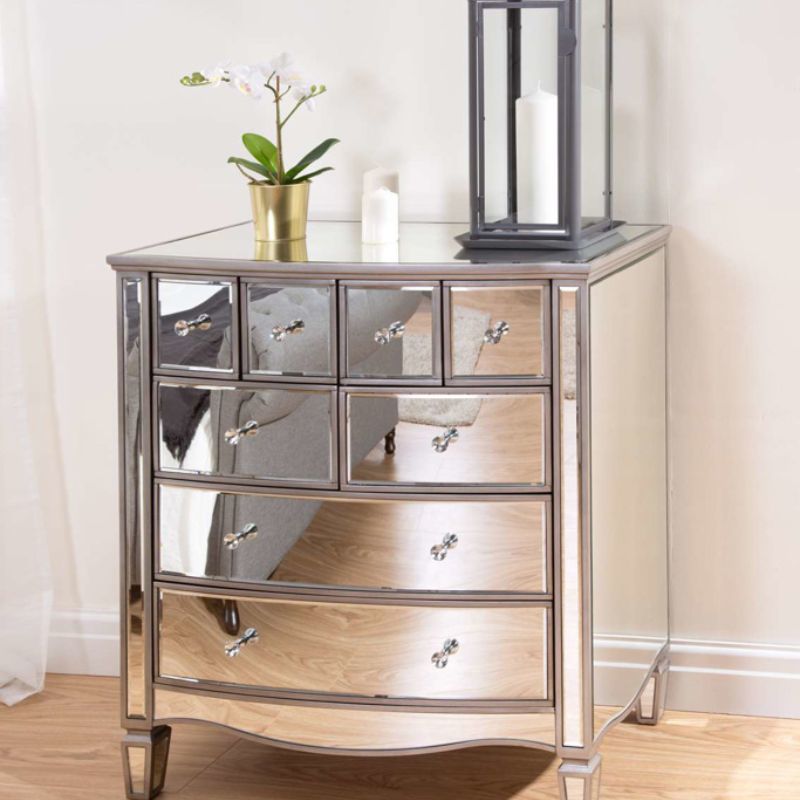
[110,220,663,271]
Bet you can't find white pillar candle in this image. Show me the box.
[362,186,399,244]
[515,85,559,225]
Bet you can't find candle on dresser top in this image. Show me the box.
[362,168,400,244]
[515,84,559,225]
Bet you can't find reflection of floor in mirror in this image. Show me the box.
[352,393,545,485]
[2,675,797,799]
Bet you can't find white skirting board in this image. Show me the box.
[46,615,800,720]
[595,635,800,720]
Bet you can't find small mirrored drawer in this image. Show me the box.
[445,282,550,384]
[343,389,550,492]
[157,484,551,595]
[155,381,336,487]
[157,589,551,703]
[155,277,237,374]
[244,280,336,381]
[340,282,442,383]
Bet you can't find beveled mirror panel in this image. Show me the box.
[345,390,549,490]
[121,277,146,719]
[342,284,441,382]
[157,484,550,595]
[156,382,335,486]
[245,281,335,379]
[158,589,550,703]
[156,278,235,373]
[590,250,668,737]
[446,283,548,382]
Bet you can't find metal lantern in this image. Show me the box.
[459,0,616,250]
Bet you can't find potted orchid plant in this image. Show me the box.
[181,54,338,242]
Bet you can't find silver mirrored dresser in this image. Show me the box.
[109,220,671,800]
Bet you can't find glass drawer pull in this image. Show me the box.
[432,427,459,453]
[174,313,212,337]
[431,638,460,669]
[224,627,259,657]
[374,321,405,345]
[224,420,259,445]
[271,319,305,341]
[223,523,258,550]
[430,533,459,561]
[483,320,510,344]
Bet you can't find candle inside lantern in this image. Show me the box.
[515,84,559,225]
[362,168,400,244]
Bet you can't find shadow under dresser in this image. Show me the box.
[109,220,671,800]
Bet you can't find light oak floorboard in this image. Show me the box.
[1,675,798,799]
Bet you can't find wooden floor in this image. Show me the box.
[1,675,798,799]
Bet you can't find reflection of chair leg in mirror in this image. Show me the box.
[383,427,396,454]
[558,754,602,800]
[635,656,670,726]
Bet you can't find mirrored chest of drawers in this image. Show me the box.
[110,221,671,800]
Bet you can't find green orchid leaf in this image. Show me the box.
[287,166,334,184]
[227,156,276,183]
[284,138,340,182]
[242,133,278,176]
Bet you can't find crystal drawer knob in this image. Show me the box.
[271,319,305,341]
[223,523,258,550]
[430,533,459,561]
[484,320,510,345]
[431,638,460,669]
[432,427,459,453]
[224,420,259,445]
[224,627,259,657]
[174,313,212,337]
[374,321,405,346]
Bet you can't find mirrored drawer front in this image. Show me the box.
[244,281,336,380]
[341,283,442,383]
[157,484,550,594]
[158,589,551,702]
[344,390,550,491]
[156,382,336,486]
[446,282,549,383]
[156,278,237,373]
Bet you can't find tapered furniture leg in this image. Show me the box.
[384,427,397,454]
[122,726,171,800]
[558,754,602,800]
[636,657,670,726]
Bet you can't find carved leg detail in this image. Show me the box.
[384,427,397,454]
[122,726,171,800]
[636,657,670,726]
[558,754,602,800]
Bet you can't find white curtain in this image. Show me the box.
[0,0,54,705]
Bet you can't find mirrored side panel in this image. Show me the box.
[156,278,235,373]
[120,277,146,719]
[590,250,669,737]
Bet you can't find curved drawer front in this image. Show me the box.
[244,281,336,380]
[445,282,549,383]
[156,278,236,374]
[341,283,442,383]
[344,390,550,490]
[156,382,336,486]
[157,589,551,703]
[157,484,550,594]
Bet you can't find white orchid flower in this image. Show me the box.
[291,83,316,111]
[200,62,230,86]
[228,64,265,99]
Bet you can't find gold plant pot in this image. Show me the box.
[249,182,310,242]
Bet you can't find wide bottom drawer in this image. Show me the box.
[157,589,551,704]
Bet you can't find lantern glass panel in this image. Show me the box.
[481,6,562,230]
[580,0,609,228]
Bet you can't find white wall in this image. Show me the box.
[19,0,800,712]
